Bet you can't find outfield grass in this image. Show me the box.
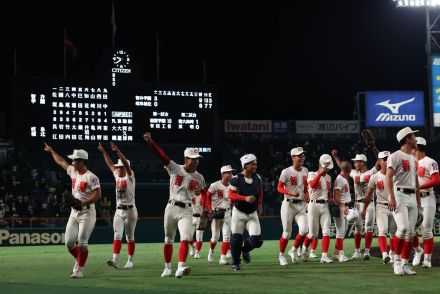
[0,238,438,294]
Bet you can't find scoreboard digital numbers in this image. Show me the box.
[13,79,217,145]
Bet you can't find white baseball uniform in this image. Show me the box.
[208,180,232,244]
[113,170,137,242]
[306,172,332,240]
[164,161,206,244]
[65,166,100,249]
[350,168,377,235]
[416,156,439,239]
[278,166,309,240]
[333,175,351,239]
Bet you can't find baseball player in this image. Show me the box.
[277,147,311,266]
[98,142,137,269]
[362,151,397,264]
[229,154,264,271]
[411,137,440,268]
[332,160,352,262]
[386,127,421,276]
[44,144,101,278]
[143,132,207,278]
[190,193,205,259]
[331,150,379,260]
[205,165,234,265]
[305,154,334,264]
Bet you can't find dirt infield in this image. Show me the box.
[370,242,439,266]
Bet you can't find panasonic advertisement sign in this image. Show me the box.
[365,91,425,127]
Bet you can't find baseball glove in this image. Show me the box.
[328,202,341,218]
[361,129,375,148]
[197,211,212,231]
[212,208,226,220]
[63,191,83,211]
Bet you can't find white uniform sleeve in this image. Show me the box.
[369,166,377,175]
[164,161,179,176]
[278,169,287,183]
[429,160,439,175]
[66,165,74,177]
[349,169,356,179]
[334,177,342,191]
[307,171,316,183]
[88,174,101,190]
[387,153,398,171]
[208,182,217,194]
[367,173,377,189]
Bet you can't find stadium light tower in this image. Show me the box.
[393,0,440,137]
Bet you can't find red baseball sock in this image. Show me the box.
[77,249,89,267]
[189,240,194,246]
[293,234,305,248]
[389,237,394,251]
[336,238,344,251]
[113,240,122,254]
[196,241,203,251]
[321,236,330,253]
[311,238,318,250]
[69,245,79,259]
[401,240,412,260]
[393,236,404,255]
[354,233,362,249]
[163,244,173,263]
[378,236,387,253]
[210,240,217,250]
[303,235,312,248]
[424,237,434,254]
[127,241,135,256]
[365,232,373,249]
[413,233,420,249]
[221,242,229,255]
[178,241,189,263]
[279,236,289,253]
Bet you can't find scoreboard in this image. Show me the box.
[13,79,217,145]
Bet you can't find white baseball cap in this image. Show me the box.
[240,154,257,168]
[378,151,390,159]
[67,149,88,160]
[220,165,235,174]
[416,137,427,146]
[291,147,306,156]
[396,127,418,142]
[114,159,130,167]
[346,208,360,222]
[351,154,367,162]
[184,148,203,159]
[319,154,334,170]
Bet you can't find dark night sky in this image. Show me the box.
[3,0,429,123]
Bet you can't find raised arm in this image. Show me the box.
[44,143,69,171]
[143,132,170,166]
[331,149,343,169]
[110,142,132,176]
[98,142,116,173]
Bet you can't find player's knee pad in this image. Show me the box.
[249,235,263,248]
[282,231,291,240]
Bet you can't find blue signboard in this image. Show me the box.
[432,56,440,127]
[365,91,425,127]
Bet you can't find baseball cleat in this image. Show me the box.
[288,248,299,264]
[219,256,229,265]
[351,251,361,260]
[412,249,423,266]
[393,261,404,276]
[320,256,333,263]
[338,254,349,262]
[72,262,79,274]
[296,247,302,257]
[242,251,251,263]
[226,250,232,259]
[194,251,200,259]
[389,252,395,264]
[310,251,318,258]
[421,260,432,268]
[124,260,134,269]
[189,243,196,257]
[70,267,84,278]
[279,254,288,266]
[232,264,242,271]
[175,266,191,278]
[363,253,370,260]
[208,249,214,263]
[106,260,118,268]
[383,256,391,265]
[402,264,417,275]
[301,248,309,262]
[160,268,172,278]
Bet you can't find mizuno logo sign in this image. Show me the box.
[375,97,415,114]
